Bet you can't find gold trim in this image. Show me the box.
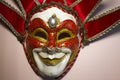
[30,28,48,43]
[1,0,24,19]
[57,28,75,43]
[70,0,82,8]
[88,6,120,21]
[63,0,67,6]
[81,0,102,46]
[39,54,66,66]
[15,0,26,19]
[42,0,47,5]
[84,0,102,23]
[89,20,120,42]
[34,0,41,5]
[0,14,23,42]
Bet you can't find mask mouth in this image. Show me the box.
[33,47,71,66]
[32,47,72,77]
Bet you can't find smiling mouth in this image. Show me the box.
[33,47,71,66]
[38,54,66,66]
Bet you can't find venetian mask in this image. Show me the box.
[25,5,81,78]
[0,0,120,79]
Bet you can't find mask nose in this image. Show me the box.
[47,32,56,48]
[42,47,61,55]
[46,47,55,55]
[42,47,55,55]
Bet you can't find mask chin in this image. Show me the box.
[32,47,72,77]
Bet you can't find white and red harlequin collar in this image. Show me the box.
[0,0,120,79]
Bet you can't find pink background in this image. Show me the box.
[0,0,120,80]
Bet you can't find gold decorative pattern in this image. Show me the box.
[57,28,75,43]
[30,28,48,42]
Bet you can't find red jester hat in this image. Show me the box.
[0,0,120,79]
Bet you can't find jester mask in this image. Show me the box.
[0,0,120,79]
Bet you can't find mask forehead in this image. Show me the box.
[30,7,77,26]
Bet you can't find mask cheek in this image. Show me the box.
[25,36,47,65]
[57,37,79,49]
[26,36,47,49]
[57,37,80,61]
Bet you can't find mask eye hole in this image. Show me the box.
[58,32,71,40]
[35,30,47,39]
[57,28,75,42]
[31,28,48,42]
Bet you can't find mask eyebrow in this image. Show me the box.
[27,18,49,32]
[55,20,78,35]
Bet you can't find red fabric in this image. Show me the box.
[20,0,36,14]
[0,0,120,41]
[38,0,43,3]
[85,9,120,39]
[0,2,25,33]
[67,0,100,22]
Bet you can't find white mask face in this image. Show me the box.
[26,6,80,78]
[31,7,76,77]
